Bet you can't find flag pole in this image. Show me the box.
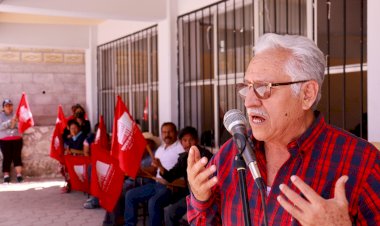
[146,144,155,159]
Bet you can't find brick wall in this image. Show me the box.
[0,47,86,125]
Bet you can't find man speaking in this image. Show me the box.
[186,33,380,225]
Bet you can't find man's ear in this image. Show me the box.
[301,80,319,110]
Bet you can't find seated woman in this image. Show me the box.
[62,119,88,193]
[64,119,87,155]
[63,104,91,141]
[73,105,91,137]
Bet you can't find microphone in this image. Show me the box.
[223,109,264,190]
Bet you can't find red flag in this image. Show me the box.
[111,96,147,178]
[94,115,109,149]
[15,93,34,133]
[57,105,67,134]
[64,155,91,193]
[91,143,124,212]
[50,106,67,163]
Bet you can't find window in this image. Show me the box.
[97,26,159,135]
[177,0,367,149]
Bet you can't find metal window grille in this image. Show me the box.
[97,25,159,135]
[177,0,367,150]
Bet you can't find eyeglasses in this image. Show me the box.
[236,80,310,99]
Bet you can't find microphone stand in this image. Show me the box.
[235,154,252,226]
[234,134,268,226]
[246,137,268,226]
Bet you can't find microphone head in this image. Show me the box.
[223,109,248,133]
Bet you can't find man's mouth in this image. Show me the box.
[250,115,266,124]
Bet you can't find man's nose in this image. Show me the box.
[244,90,262,108]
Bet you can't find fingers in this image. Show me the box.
[334,175,349,204]
[187,146,217,201]
[277,195,304,221]
[195,163,217,185]
[192,146,201,162]
[290,175,322,203]
[187,146,201,169]
[151,160,158,167]
[279,183,311,212]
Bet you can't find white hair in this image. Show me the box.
[254,33,326,109]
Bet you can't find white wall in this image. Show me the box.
[86,26,98,126]
[0,23,90,49]
[97,20,155,45]
[367,1,380,142]
[157,0,178,127]
[178,0,221,15]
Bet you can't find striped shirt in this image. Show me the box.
[187,112,380,225]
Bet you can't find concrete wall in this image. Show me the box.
[368,1,380,142]
[0,47,86,125]
[0,23,90,49]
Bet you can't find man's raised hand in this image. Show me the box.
[187,146,218,202]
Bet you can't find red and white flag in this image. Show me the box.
[90,144,124,212]
[64,155,91,193]
[94,115,109,150]
[50,105,67,163]
[15,93,34,133]
[111,96,146,178]
[56,105,67,134]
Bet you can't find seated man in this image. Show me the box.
[124,122,185,226]
[154,127,213,226]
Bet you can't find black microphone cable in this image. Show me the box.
[247,137,268,226]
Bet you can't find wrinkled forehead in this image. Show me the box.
[246,48,292,81]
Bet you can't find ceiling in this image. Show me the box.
[0,0,167,25]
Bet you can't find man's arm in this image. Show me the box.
[186,146,221,225]
[159,154,186,183]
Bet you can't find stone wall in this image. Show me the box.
[0,126,61,178]
[0,47,86,126]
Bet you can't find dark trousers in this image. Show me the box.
[124,182,173,226]
[164,197,188,226]
[0,139,23,173]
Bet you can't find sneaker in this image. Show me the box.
[61,182,71,193]
[17,176,23,183]
[83,201,99,209]
[4,177,10,183]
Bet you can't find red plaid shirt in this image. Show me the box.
[187,113,380,225]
